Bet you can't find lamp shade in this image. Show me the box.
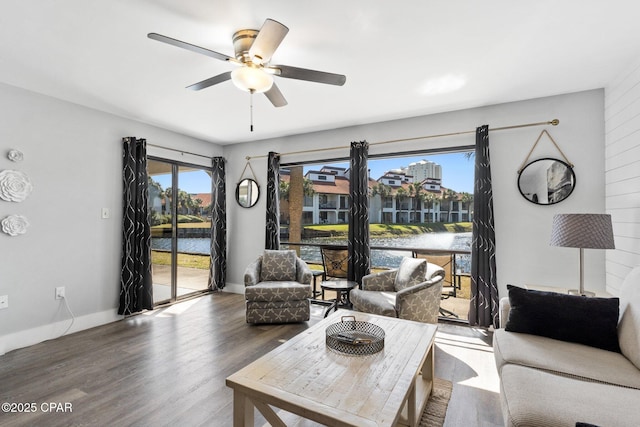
[550,214,615,249]
[231,66,274,93]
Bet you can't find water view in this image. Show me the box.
[152,232,472,272]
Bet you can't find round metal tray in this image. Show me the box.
[326,316,385,356]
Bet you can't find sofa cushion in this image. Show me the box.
[350,289,397,318]
[394,257,427,291]
[618,266,640,370]
[499,364,640,427]
[493,328,640,390]
[505,285,620,353]
[245,282,310,302]
[261,250,297,281]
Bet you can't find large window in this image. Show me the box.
[280,150,474,320]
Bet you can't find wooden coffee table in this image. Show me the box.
[226,310,437,426]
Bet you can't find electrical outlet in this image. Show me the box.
[0,295,8,309]
[55,287,65,300]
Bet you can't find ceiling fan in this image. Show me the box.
[148,18,346,109]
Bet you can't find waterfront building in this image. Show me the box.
[279,165,472,225]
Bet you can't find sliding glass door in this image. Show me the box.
[148,158,212,305]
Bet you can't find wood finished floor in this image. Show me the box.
[0,293,503,427]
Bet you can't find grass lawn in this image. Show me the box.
[151,250,210,269]
[152,222,212,229]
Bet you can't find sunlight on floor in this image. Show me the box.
[436,329,501,394]
[141,297,201,317]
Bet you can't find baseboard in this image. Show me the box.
[0,309,123,356]
[223,283,244,295]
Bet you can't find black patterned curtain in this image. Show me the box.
[265,151,280,249]
[119,137,153,315]
[209,157,226,290]
[348,141,370,283]
[469,125,499,327]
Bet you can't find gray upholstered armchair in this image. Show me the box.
[350,257,445,324]
[244,249,313,324]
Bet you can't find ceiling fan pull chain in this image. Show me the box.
[250,89,254,132]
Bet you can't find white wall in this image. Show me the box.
[224,90,607,298]
[605,56,640,294]
[0,82,222,354]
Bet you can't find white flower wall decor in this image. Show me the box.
[1,214,29,236]
[7,149,24,162]
[0,169,33,202]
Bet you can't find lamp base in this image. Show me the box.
[568,289,595,297]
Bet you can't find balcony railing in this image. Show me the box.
[319,203,337,209]
[281,241,471,322]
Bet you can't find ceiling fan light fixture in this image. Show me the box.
[231,66,274,93]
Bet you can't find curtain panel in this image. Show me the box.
[119,137,153,315]
[209,157,226,290]
[348,140,370,283]
[265,151,281,250]
[468,125,499,327]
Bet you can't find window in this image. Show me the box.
[279,150,474,321]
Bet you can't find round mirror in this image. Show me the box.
[518,158,575,205]
[236,178,260,208]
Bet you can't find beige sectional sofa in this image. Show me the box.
[493,266,640,427]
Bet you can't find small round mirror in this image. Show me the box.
[236,178,260,208]
[518,158,575,205]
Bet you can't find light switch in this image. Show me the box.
[101,208,110,219]
[0,295,8,309]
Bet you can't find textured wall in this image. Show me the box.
[605,56,640,294]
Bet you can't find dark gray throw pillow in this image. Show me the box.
[505,285,620,353]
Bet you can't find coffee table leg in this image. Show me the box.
[408,382,417,426]
[233,389,254,427]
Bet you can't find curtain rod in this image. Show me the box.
[245,118,559,161]
[146,142,212,159]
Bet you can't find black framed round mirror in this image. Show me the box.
[236,178,260,208]
[518,158,575,205]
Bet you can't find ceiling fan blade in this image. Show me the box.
[274,65,346,86]
[186,72,232,91]
[148,33,236,63]
[249,19,289,64]
[264,83,288,107]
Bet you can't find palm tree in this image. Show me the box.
[279,180,290,201]
[395,187,408,223]
[421,192,438,223]
[408,182,423,223]
[443,189,457,222]
[460,192,474,221]
[302,178,315,197]
[370,183,391,223]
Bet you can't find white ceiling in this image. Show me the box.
[2,1,639,145]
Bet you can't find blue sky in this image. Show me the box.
[151,151,475,194]
[308,152,475,194]
[152,169,211,194]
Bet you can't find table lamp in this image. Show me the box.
[550,213,615,297]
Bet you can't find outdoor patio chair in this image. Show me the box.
[319,245,349,298]
[244,250,313,324]
[413,252,459,318]
[350,257,445,324]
